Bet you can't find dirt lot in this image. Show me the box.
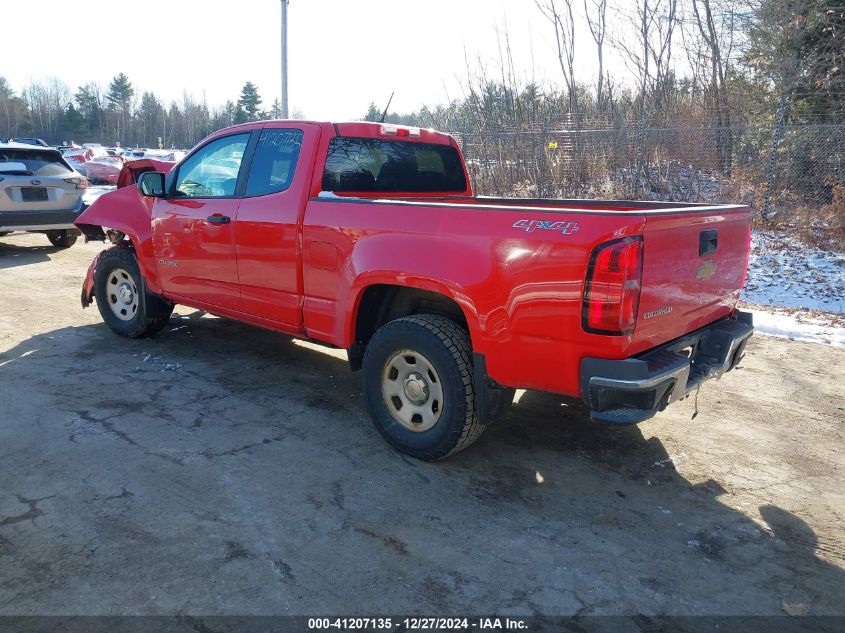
[1,231,844,617]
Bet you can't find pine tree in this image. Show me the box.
[234,104,248,125]
[74,83,103,138]
[106,73,134,110]
[269,98,283,119]
[237,82,262,122]
[105,73,134,143]
[364,102,381,121]
[138,92,164,147]
[64,103,86,134]
[744,0,845,121]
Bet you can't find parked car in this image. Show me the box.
[8,137,50,147]
[115,158,177,188]
[0,142,88,247]
[64,148,94,174]
[121,148,150,161]
[85,155,128,184]
[160,150,186,162]
[75,121,753,460]
[64,146,109,176]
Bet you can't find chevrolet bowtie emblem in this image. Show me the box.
[696,260,717,280]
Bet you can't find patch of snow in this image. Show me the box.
[747,308,845,348]
[743,230,845,313]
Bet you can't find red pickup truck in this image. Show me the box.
[75,121,753,460]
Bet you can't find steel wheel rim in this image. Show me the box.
[106,267,139,321]
[381,349,445,432]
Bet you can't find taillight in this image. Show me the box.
[582,237,643,335]
[64,176,89,189]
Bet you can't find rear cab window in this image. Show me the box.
[322,138,467,193]
[0,149,73,176]
[245,129,304,197]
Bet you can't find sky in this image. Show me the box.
[2,0,625,120]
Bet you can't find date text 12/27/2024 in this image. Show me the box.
[307,617,528,630]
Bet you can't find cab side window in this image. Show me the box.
[173,133,250,198]
[245,129,304,197]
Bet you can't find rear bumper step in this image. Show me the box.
[580,311,753,425]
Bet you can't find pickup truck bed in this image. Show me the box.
[303,194,751,397]
[74,121,753,460]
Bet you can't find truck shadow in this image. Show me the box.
[1,313,844,615]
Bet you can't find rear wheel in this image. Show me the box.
[46,230,78,248]
[93,247,173,338]
[362,314,482,461]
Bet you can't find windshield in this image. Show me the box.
[0,149,72,176]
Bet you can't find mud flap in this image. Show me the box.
[472,352,514,426]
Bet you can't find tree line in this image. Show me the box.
[0,75,286,149]
[366,0,843,179]
[2,0,842,165]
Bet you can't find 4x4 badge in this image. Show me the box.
[513,219,580,235]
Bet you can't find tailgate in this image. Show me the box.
[633,206,751,351]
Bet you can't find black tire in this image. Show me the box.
[362,314,482,461]
[46,230,78,248]
[93,246,173,338]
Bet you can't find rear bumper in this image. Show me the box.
[0,200,86,232]
[580,311,754,424]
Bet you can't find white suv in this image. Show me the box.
[0,142,88,247]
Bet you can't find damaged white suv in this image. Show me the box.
[0,142,88,247]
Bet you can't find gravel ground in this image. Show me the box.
[1,232,844,617]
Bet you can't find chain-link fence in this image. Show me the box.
[453,121,845,244]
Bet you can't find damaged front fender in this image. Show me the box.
[73,168,169,295]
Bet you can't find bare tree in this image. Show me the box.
[691,0,737,174]
[23,79,70,141]
[610,0,679,192]
[584,0,608,112]
[613,0,679,114]
[536,0,578,112]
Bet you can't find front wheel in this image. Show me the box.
[362,314,482,461]
[46,229,78,248]
[93,247,173,338]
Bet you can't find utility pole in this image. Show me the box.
[281,0,289,118]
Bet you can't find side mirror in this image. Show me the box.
[138,171,166,197]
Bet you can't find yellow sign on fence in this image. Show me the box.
[548,141,558,150]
